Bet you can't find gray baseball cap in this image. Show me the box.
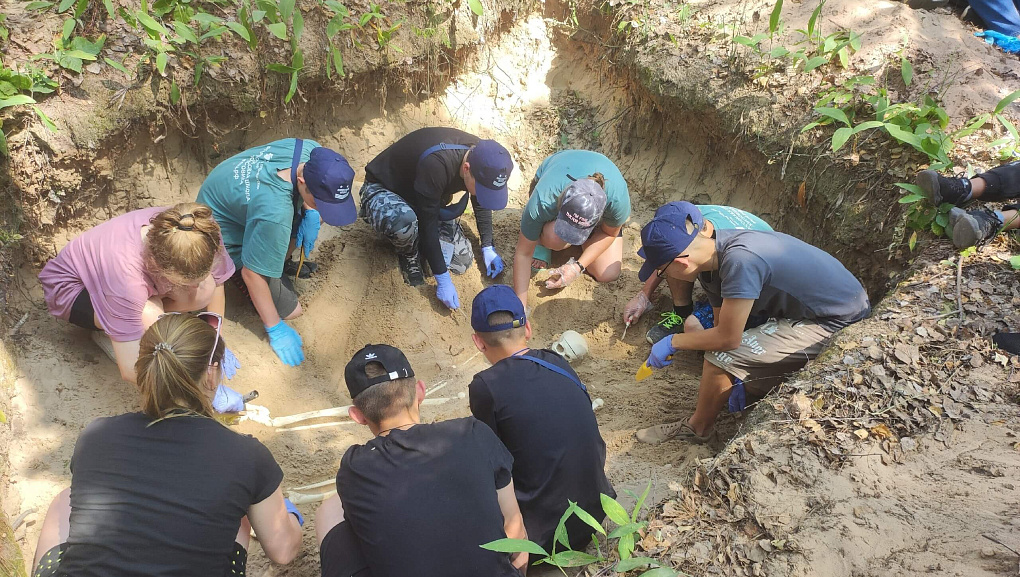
[554,178,608,246]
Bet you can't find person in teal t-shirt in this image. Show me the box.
[196,138,356,367]
[623,203,773,344]
[512,150,631,309]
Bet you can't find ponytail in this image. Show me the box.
[146,203,222,283]
[587,172,606,189]
[135,314,225,420]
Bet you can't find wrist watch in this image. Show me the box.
[575,261,586,274]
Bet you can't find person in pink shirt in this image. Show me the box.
[39,203,237,385]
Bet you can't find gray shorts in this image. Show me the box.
[231,271,299,319]
[705,318,834,396]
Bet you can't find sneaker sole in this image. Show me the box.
[949,208,982,249]
[916,170,942,206]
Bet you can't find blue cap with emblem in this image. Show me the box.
[469,140,513,211]
[471,284,526,333]
[304,147,357,226]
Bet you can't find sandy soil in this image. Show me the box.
[3,2,1020,576]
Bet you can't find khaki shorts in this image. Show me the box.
[705,318,834,396]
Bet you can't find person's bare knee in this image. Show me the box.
[590,261,621,283]
[539,222,569,251]
[684,315,704,332]
[34,488,71,569]
[283,302,303,320]
[316,494,346,547]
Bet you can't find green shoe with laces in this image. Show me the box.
[646,310,685,344]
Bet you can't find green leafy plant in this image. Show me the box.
[481,483,686,576]
[34,32,105,74]
[0,64,59,155]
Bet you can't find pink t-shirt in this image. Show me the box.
[39,207,236,342]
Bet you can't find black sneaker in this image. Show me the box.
[646,310,685,344]
[949,207,1001,248]
[283,258,317,278]
[916,169,972,207]
[399,252,425,286]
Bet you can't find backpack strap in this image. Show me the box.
[513,353,590,400]
[290,138,304,195]
[419,143,472,221]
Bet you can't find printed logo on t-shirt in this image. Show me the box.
[233,145,275,203]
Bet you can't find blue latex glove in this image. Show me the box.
[727,378,746,413]
[976,30,1020,54]
[266,320,305,367]
[435,271,460,310]
[648,335,678,369]
[295,208,321,257]
[283,498,305,527]
[481,245,504,278]
[221,347,240,380]
[212,384,245,413]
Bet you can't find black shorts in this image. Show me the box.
[231,271,299,319]
[68,288,100,331]
[320,521,372,577]
[33,542,248,577]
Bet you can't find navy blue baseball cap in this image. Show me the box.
[471,285,526,333]
[469,140,513,211]
[304,147,357,227]
[637,201,704,282]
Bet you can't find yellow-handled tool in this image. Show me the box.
[635,356,673,381]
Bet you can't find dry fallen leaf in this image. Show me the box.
[853,428,869,440]
[797,181,807,209]
[870,423,894,439]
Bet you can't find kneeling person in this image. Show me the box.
[468,285,615,552]
[636,202,870,444]
[316,344,528,577]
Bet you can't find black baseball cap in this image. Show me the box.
[344,344,416,399]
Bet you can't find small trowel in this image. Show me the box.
[635,356,673,382]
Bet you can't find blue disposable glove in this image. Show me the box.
[976,30,1020,54]
[221,347,240,380]
[435,271,460,310]
[295,208,321,257]
[481,245,504,278]
[647,335,678,369]
[283,498,305,527]
[212,384,245,413]
[266,320,305,367]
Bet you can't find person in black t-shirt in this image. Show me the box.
[468,285,615,553]
[30,313,303,577]
[359,127,514,309]
[316,344,528,577]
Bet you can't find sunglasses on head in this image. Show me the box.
[156,311,223,367]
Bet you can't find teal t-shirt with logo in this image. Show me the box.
[697,205,772,232]
[196,139,320,278]
[521,150,630,242]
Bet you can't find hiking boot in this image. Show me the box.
[398,252,425,286]
[915,169,972,207]
[283,258,317,278]
[646,310,685,344]
[949,207,1001,248]
[635,421,715,445]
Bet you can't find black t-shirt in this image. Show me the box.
[469,349,615,551]
[364,127,494,275]
[59,412,283,577]
[337,417,519,577]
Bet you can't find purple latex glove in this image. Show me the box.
[647,335,678,369]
